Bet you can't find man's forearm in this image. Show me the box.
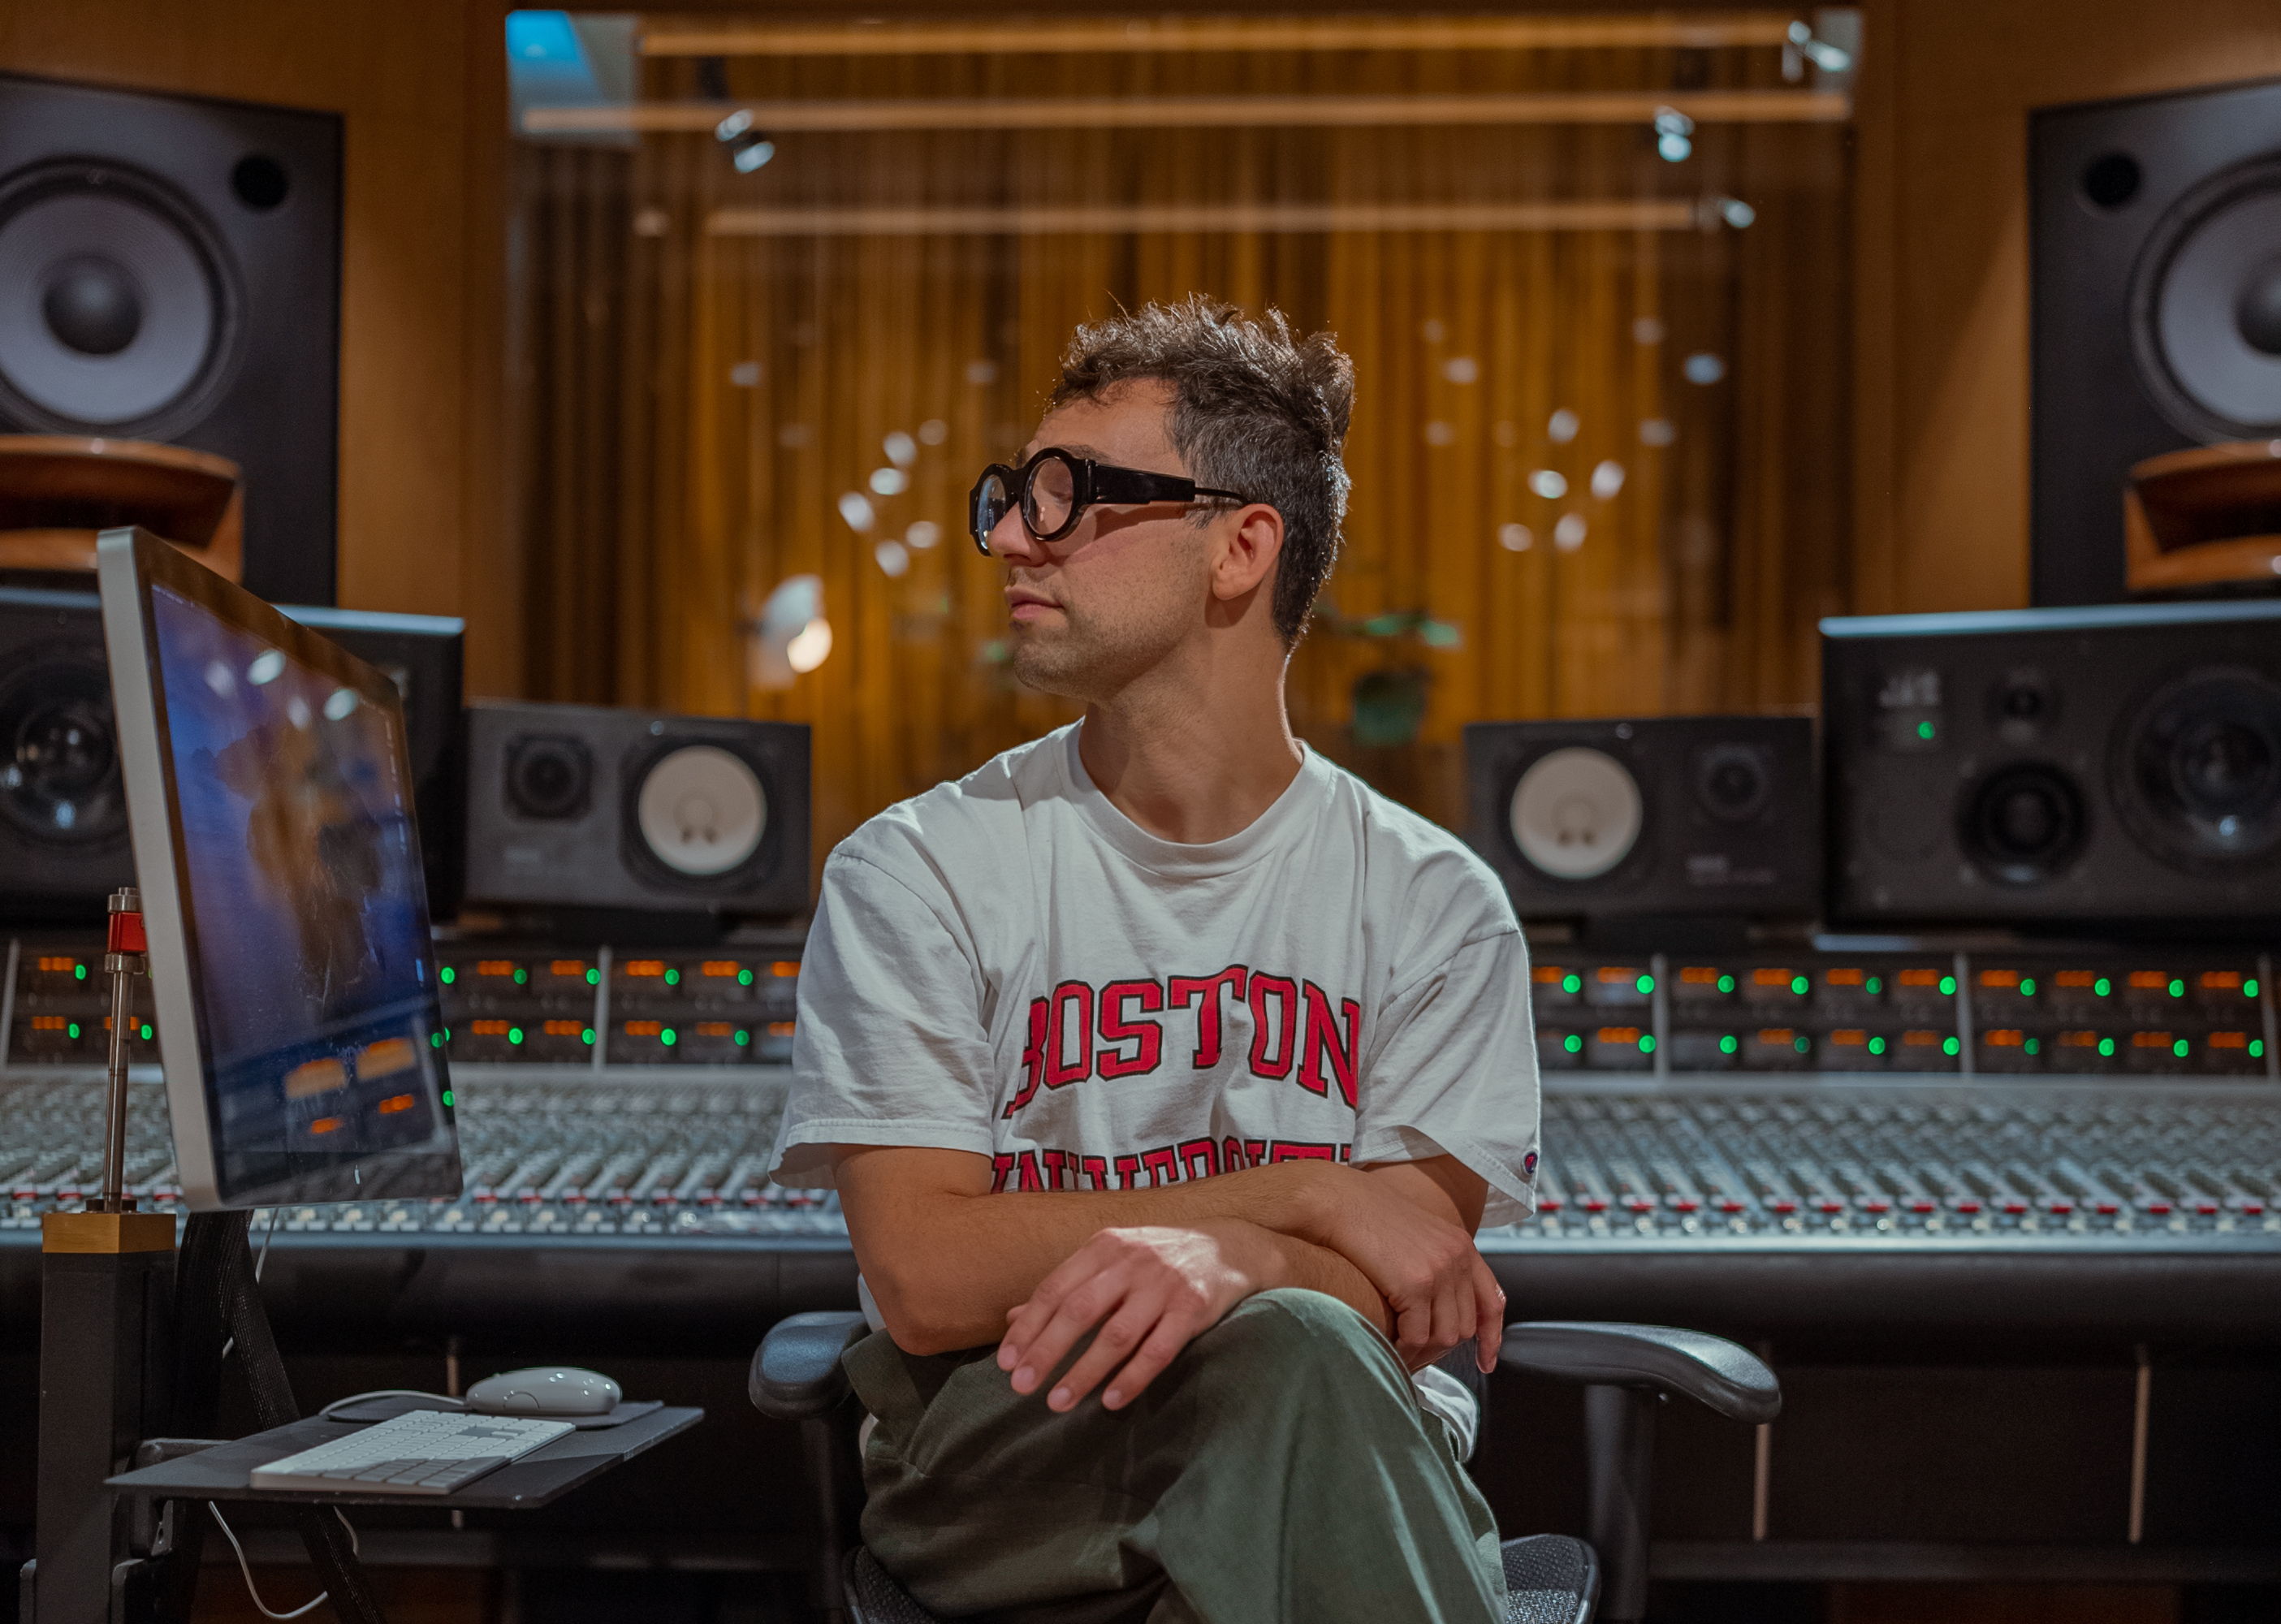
[845,1157,1364,1351]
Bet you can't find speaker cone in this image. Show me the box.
[2131,157,2281,440]
[505,735,591,820]
[1509,746,1643,880]
[0,651,126,848]
[0,160,243,436]
[1693,742,1773,823]
[2113,667,2281,871]
[1961,762,2087,886]
[633,743,767,880]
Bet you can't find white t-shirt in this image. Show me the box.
[771,723,1541,1222]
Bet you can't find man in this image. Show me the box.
[768,296,1540,1624]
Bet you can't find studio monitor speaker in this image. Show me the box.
[1463,716,1819,932]
[0,73,340,603]
[463,702,810,920]
[2031,75,2281,606]
[0,584,463,924]
[1823,599,2281,930]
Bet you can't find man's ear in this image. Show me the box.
[1209,503,1285,606]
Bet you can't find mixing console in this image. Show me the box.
[8,939,2274,1079]
[6,1070,2278,1250]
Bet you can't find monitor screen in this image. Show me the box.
[100,529,461,1207]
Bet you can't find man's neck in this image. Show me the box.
[1075,646,1303,846]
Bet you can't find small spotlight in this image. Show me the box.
[715,108,775,173]
[1653,106,1694,164]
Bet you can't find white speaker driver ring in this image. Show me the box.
[635,745,767,877]
[1509,746,1644,880]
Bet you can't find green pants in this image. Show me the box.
[843,1287,1506,1624]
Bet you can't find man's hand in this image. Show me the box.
[1315,1164,1505,1375]
[997,1221,1284,1412]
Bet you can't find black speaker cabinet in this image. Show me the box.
[0,73,340,603]
[0,585,462,924]
[0,584,128,918]
[1463,716,1819,932]
[1824,600,2281,930]
[464,702,810,921]
[2031,75,2281,607]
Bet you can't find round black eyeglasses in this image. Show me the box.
[969,447,1251,555]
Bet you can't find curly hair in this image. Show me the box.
[1051,296,1354,645]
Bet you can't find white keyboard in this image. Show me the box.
[249,1409,574,1495]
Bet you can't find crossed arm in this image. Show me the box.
[832,1145,1505,1413]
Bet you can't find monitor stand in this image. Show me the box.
[28,889,385,1624]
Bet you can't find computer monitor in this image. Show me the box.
[97,527,462,1209]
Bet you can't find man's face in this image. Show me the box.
[993,381,1216,701]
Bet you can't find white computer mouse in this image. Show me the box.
[464,1366,621,1417]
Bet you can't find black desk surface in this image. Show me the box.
[106,1406,703,1510]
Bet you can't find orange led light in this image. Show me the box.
[377,1093,417,1115]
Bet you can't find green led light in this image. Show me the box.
[67,1022,80,1040]
[1639,1034,1657,1054]
[1717,974,1736,994]
[2094,977,2112,997]
[1939,975,1957,996]
[2024,1038,2040,1056]
[1868,1035,1886,1056]
[582,1027,595,1044]
[508,1026,523,1045]
[586,967,600,985]
[1916,720,1934,741]
[1719,1034,1739,1055]
[736,1029,750,1045]
[73,964,86,981]
[2245,978,2260,998]
[1866,976,1883,996]
[1563,1033,1583,1053]
[2020,978,2037,997]
[738,969,754,986]
[139,1023,152,1041]
[2098,1037,2115,1057]
[2253,1039,2267,1059]
[1635,974,1654,995]
[2168,978,2184,999]
[1943,1036,1960,1056]
[1791,975,1809,996]
[1794,1035,1810,1054]
[430,1031,443,1047]
[2174,1039,2189,1059]
[1562,974,1583,995]
[440,966,456,984]
[442,1090,454,1108]
[665,968,681,987]
[514,968,528,985]
[661,1027,678,1047]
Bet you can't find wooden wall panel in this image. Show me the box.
[0,0,518,694]
[516,32,1850,871]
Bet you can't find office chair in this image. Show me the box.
[752,1311,1780,1624]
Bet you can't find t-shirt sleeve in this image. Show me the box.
[1350,928,1540,1226]
[767,852,1000,1190]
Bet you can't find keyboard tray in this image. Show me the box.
[106,1405,702,1510]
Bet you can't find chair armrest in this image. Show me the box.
[1499,1321,1781,1425]
[750,1310,869,1420]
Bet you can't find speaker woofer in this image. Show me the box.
[1508,745,1644,880]
[504,735,591,821]
[0,160,242,436]
[1693,742,1773,823]
[629,742,768,883]
[0,650,125,848]
[2113,667,2281,871]
[2130,156,2281,441]
[1961,762,2088,886]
